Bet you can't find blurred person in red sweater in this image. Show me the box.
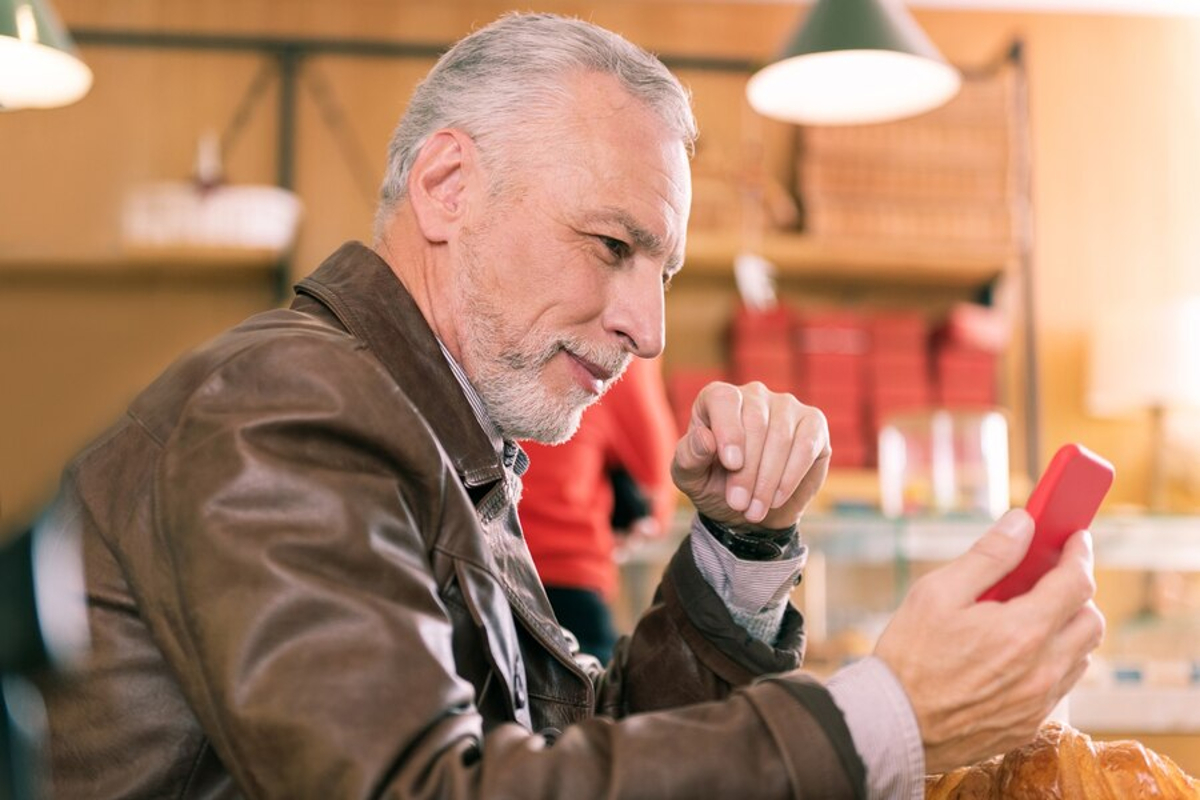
[520,356,678,663]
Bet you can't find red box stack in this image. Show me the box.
[866,312,933,458]
[932,303,1004,408]
[793,311,869,468]
[934,344,997,407]
[729,304,794,394]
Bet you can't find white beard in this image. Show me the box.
[454,229,628,444]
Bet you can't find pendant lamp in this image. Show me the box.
[747,0,960,126]
[0,0,92,110]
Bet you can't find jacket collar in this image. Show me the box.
[293,241,505,490]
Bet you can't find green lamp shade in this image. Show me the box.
[747,0,960,126]
[0,0,92,110]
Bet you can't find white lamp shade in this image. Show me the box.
[0,0,92,110]
[747,48,962,126]
[747,0,961,126]
[1088,297,1200,416]
[0,35,91,109]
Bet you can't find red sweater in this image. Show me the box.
[519,357,678,598]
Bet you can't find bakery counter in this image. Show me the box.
[925,721,1200,797]
[795,512,1200,775]
[614,510,1200,756]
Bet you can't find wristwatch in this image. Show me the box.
[699,515,797,561]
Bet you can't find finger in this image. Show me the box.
[742,407,800,523]
[1028,654,1093,728]
[1048,599,1105,667]
[671,423,719,486]
[938,509,1034,605]
[693,382,746,471]
[1016,530,1097,629]
[1054,654,1093,703]
[771,406,830,509]
[724,386,771,516]
[766,422,807,512]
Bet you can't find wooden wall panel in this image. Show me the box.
[0,272,277,521]
[291,56,434,275]
[0,49,278,260]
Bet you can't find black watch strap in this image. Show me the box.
[699,515,797,561]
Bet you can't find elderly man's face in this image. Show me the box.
[452,72,691,444]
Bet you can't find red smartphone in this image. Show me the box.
[978,443,1114,602]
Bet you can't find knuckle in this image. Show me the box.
[1022,618,1051,647]
[968,542,1009,572]
[812,414,832,451]
[1011,627,1044,662]
[1066,557,1097,600]
[744,398,770,423]
[1019,665,1054,703]
[1081,568,1098,599]
[773,390,801,411]
[699,381,738,404]
[1086,603,1107,645]
[905,573,945,609]
[1033,664,1062,699]
[741,404,771,431]
[796,407,831,450]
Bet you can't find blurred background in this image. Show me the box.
[2,0,1199,776]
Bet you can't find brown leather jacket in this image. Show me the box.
[39,242,865,799]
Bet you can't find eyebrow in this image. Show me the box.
[593,208,685,276]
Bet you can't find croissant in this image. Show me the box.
[925,721,1200,799]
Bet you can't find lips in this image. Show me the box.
[570,353,614,383]
[563,349,626,396]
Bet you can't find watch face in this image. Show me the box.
[730,535,784,561]
[700,515,796,561]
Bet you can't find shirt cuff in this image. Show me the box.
[689,516,806,644]
[827,656,925,800]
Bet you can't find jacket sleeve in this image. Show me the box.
[146,335,864,799]
[597,534,867,795]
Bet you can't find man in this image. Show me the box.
[37,13,1103,799]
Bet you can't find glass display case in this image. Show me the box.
[615,510,1200,772]
[619,510,1200,772]
[795,512,1200,772]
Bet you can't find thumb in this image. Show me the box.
[941,509,1034,605]
[671,424,717,488]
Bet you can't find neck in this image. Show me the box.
[374,209,465,364]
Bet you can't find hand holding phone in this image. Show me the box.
[978,443,1114,602]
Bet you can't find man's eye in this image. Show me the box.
[598,235,631,260]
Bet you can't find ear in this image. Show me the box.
[407,129,478,243]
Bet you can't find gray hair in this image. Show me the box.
[374,12,697,238]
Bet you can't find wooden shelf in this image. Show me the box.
[0,247,281,284]
[683,232,1011,289]
[817,468,882,511]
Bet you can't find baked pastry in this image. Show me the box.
[925,721,1200,799]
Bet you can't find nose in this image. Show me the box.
[603,261,665,359]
